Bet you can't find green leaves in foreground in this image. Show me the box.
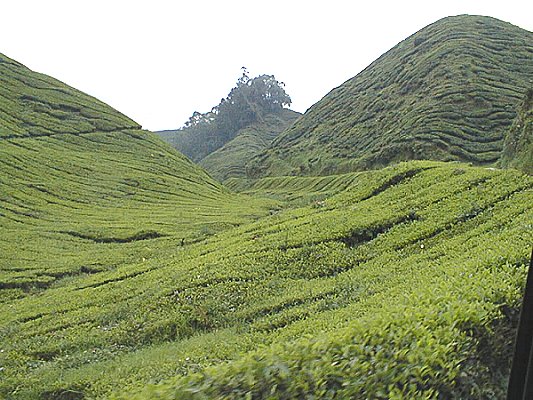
[109,162,532,400]
[117,259,527,400]
[1,161,532,399]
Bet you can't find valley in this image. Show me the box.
[0,14,532,400]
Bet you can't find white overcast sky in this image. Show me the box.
[1,0,531,131]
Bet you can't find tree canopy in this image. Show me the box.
[176,69,292,161]
[185,68,290,131]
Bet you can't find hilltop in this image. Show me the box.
[248,15,533,177]
[0,53,139,138]
[156,71,300,181]
[198,109,300,181]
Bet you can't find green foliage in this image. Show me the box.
[156,70,295,164]
[2,160,532,399]
[199,109,300,182]
[1,33,533,400]
[249,15,533,177]
[216,69,291,134]
[500,88,533,174]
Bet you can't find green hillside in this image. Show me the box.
[1,25,533,400]
[156,72,299,181]
[199,109,300,181]
[501,88,533,174]
[1,158,532,398]
[0,54,275,311]
[249,15,533,177]
[0,54,139,138]
[116,162,532,399]
[225,169,362,205]
[159,108,299,183]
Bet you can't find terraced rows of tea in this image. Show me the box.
[1,161,532,399]
[0,53,138,139]
[249,15,533,177]
[501,88,533,174]
[116,163,532,399]
[226,170,363,205]
[1,19,533,399]
[0,131,276,298]
[0,53,276,305]
[198,110,301,182]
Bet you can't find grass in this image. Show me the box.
[248,15,533,177]
[113,162,532,399]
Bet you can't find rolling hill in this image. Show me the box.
[1,20,533,400]
[0,53,139,138]
[248,15,533,177]
[0,52,276,300]
[157,109,300,182]
[156,72,300,182]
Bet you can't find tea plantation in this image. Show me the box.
[1,160,532,399]
[1,17,533,400]
[249,15,533,177]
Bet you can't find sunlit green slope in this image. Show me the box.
[225,170,363,205]
[114,162,533,400]
[0,53,275,299]
[0,53,138,138]
[1,161,531,399]
[249,15,533,177]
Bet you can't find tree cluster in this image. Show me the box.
[179,69,291,159]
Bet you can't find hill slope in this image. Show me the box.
[0,53,139,138]
[1,161,530,399]
[199,109,300,181]
[157,109,300,180]
[249,15,533,177]
[0,53,275,298]
[501,88,533,174]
